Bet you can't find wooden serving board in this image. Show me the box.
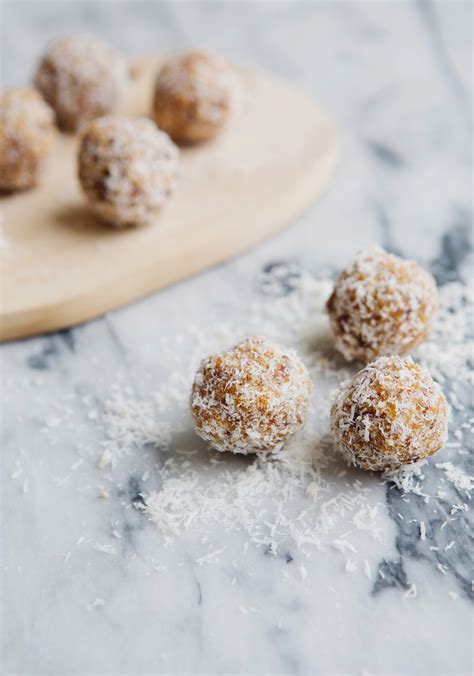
[0,57,338,342]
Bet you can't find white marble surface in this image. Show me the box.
[1,2,473,675]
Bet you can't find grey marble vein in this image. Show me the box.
[378,223,474,601]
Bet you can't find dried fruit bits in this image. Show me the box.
[0,88,55,191]
[191,336,313,454]
[78,115,179,228]
[34,35,127,131]
[327,245,439,362]
[152,50,232,144]
[331,355,448,472]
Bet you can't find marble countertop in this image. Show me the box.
[2,2,473,674]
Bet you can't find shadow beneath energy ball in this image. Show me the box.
[0,186,31,198]
[309,335,350,370]
[54,202,125,236]
[307,331,365,376]
[315,431,385,488]
[163,426,259,472]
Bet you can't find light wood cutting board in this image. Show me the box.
[0,56,338,342]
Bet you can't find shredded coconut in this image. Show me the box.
[79,116,179,228]
[191,336,313,454]
[327,245,439,362]
[331,356,448,471]
[0,87,55,190]
[435,462,473,495]
[153,50,233,143]
[83,267,471,570]
[34,34,127,131]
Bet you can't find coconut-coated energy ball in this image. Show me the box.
[78,116,179,227]
[331,356,448,472]
[152,50,232,143]
[0,88,55,191]
[191,336,313,454]
[327,245,439,363]
[34,35,127,131]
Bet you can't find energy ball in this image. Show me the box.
[191,336,313,454]
[34,35,127,131]
[78,116,179,228]
[331,355,448,472]
[327,245,439,363]
[152,50,232,143]
[0,87,55,191]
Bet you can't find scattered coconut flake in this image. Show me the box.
[196,547,227,566]
[404,584,417,599]
[86,598,106,611]
[345,558,357,573]
[239,605,260,615]
[298,564,308,580]
[68,267,471,577]
[435,462,473,494]
[383,461,429,501]
[93,543,117,556]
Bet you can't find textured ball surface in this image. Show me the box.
[191,336,313,454]
[34,35,127,131]
[327,245,439,362]
[0,88,55,191]
[152,50,232,143]
[331,356,448,471]
[78,116,179,227]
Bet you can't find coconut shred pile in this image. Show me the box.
[91,266,473,561]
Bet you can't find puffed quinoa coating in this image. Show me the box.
[191,336,313,454]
